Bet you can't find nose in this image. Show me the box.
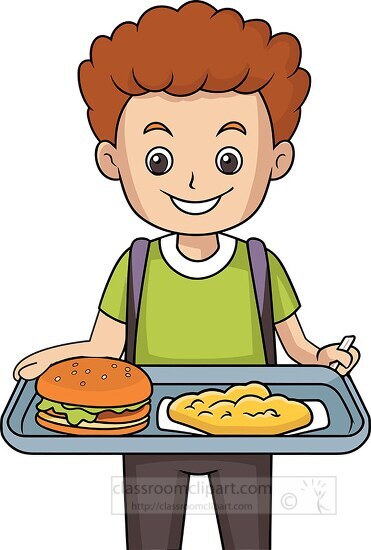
[188,172,195,189]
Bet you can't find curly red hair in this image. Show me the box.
[79,1,310,144]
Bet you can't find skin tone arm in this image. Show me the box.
[276,314,360,376]
[13,312,126,380]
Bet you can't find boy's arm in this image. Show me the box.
[13,311,126,380]
[275,313,360,375]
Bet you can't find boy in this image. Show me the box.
[14,2,359,549]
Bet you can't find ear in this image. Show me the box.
[271,141,295,181]
[96,141,120,180]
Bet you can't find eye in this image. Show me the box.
[215,147,243,175]
[145,147,173,176]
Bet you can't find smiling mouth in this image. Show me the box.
[162,187,233,215]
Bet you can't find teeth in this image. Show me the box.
[171,196,220,214]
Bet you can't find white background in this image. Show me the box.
[0,1,370,548]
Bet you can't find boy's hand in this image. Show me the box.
[316,344,360,376]
[13,352,53,381]
[13,312,126,382]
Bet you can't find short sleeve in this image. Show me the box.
[267,250,300,324]
[99,249,130,323]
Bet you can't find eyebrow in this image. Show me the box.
[216,121,247,136]
[143,121,173,136]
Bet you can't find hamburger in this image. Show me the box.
[35,357,152,435]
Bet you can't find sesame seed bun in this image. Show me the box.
[36,357,153,407]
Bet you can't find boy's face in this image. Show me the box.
[98,90,293,234]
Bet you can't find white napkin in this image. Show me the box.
[157,397,329,436]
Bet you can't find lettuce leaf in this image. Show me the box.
[62,400,149,414]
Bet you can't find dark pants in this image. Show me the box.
[123,454,272,550]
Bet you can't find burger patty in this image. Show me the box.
[97,403,151,422]
[45,403,151,424]
[38,410,149,430]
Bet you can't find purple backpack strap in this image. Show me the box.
[125,238,150,364]
[247,238,277,365]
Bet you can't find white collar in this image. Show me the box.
[159,233,237,278]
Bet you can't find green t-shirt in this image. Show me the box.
[99,234,300,365]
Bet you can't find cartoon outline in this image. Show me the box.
[1,2,369,550]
